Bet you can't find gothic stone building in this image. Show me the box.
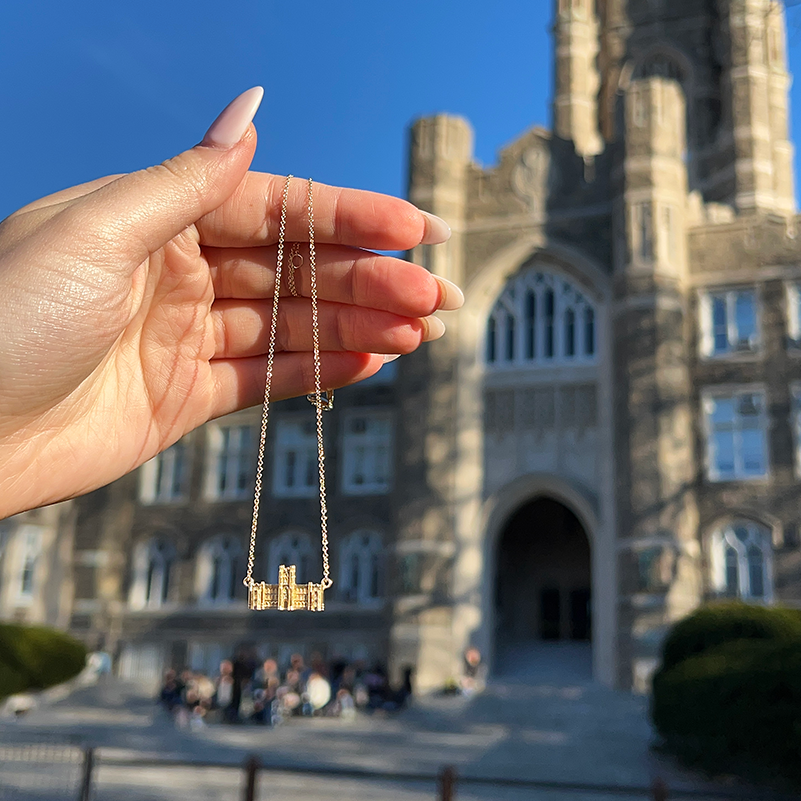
[3,0,801,692]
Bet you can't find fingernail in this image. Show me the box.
[383,354,401,363]
[422,315,447,342]
[420,211,451,245]
[434,276,465,311]
[201,87,264,149]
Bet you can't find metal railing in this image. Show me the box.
[2,745,799,801]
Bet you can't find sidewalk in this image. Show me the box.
[0,673,785,800]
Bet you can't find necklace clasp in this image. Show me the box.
[307,389,334,411]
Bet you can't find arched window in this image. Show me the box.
[486,270,597,368]
[196,536,241,606]
[268,532,315,584]
[339,531,383,604]
[129,539,174,610]
[710,522,773,601]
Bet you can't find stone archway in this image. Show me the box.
[493,497,592,680]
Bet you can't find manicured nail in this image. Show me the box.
[435,276,465,311]
[201,87,264,149]
[420,211,451,245]
[383,354,401,363]
[422,316,447,341]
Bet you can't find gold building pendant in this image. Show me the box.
[244,178,333,612]
[247,565,326,612]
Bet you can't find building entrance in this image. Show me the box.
[494,497,592,677]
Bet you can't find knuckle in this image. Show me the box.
[144,159,208,215]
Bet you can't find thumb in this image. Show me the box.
[74,87,264,260]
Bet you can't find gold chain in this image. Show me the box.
[244,175,333,597]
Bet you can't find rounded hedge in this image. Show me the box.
[0,661,26,699]
[659,601,801,673]
[0,623,87,700]
[652,638,801,779]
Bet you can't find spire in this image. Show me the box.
[719,0,793,213]
[552,0,603,156]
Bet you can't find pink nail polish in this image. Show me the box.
[420,211,451,245]
[434,276,465,311]
[201,87,264,149]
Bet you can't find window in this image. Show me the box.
[703,390,768,481]
[342,413,392,494]
[117,644,166,684]
[206,424,255,500]
[139,440,190,503]
[710,522,773,601]
[129,539,174,610]
[631,85,648,127]
[792,385,801,474]
[268,532,315,584]
[187,642,227,677]
[398,553,422,595]
[15,527,42,604]
[486,269,597,368]
[661,205,677,263]
[701,289,758,356]
[633,202,653,261]
[786,283,801,347]
[273,419,318,498]
[339,531,383,604]
[196,536,241,606]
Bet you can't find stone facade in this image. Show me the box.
[400,0,801,691]
[2,0,800,693]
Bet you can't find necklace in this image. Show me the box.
[244,175,333,611]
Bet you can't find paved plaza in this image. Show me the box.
[0,649,783,800]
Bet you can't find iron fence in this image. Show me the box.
[1,744,799,801]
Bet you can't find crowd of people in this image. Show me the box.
[158,651,414,728]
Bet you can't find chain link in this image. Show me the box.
[287,243,301,297]
[306,179,333,589]
[244,176,332,590]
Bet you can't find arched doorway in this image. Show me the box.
[494,497,592,680]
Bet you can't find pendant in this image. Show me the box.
[247,564,326,611]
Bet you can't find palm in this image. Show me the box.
[0,151,449,518]
[128,233,218,449]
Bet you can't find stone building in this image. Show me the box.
[397,0,801,691]
[3,0,801,692]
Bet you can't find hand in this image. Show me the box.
[0,87,462,517]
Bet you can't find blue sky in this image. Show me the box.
[1,1,801,220]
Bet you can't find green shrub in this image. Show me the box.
[0,660,27,699]
[0,623,86,699]
[652,638,801,780]
[660,602,801,673]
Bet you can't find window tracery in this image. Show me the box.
[486,270,597,368]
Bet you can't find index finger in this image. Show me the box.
[195,172,450,251]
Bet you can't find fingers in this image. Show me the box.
[194,173,450,252]
[209,351,385,418]
[211,298,444,359]
[205,244,452,317]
